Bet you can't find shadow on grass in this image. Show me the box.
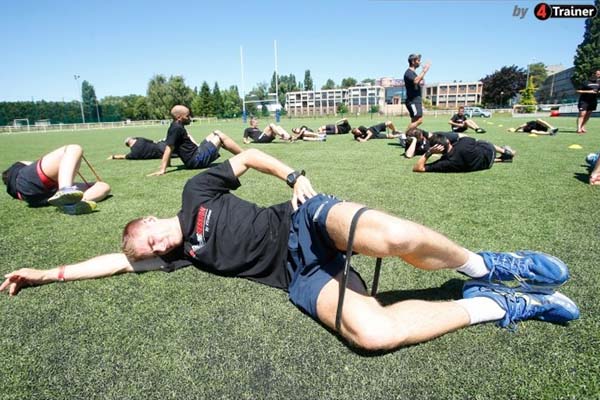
[313,278,465,357]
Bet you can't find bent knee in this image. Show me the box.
[349,316,402,351]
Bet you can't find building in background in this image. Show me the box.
[424,81,483,108]
[285,87,385,116]
[536,66,576,104]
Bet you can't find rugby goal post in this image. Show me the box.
[13,118,30,128]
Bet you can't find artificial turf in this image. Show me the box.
[0,114,598,399]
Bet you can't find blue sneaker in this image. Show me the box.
[478,251,570,290]
[463,281,579,329]
[61,200,97,215]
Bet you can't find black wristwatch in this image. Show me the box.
[286,170,305,188]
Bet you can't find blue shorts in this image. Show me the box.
[186,140,220,169]
[287,194,347,318]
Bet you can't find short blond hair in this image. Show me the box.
[121,218,145,260]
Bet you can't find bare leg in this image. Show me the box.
[406,116,423,132]
[325,202,468,270]
[465,120,480,130]
[590,157,600,185]
[315,273,470,350]
[39,145,83,188]
[268,124,291,140]
[577,111,587,133]
[77,182,111,202]
[211,131,243,155]
[581,111,592,132]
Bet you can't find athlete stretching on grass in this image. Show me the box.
[586,151,600,185]
[1,149,578,351]
[2,144,111,215]
[148,105,243,176]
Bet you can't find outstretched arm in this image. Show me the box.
[0,253,165,296]
[148,145,173,176]
[228,148,316,209]
[404,137,418,158]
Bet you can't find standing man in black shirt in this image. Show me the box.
[108,137,173,160]
[243,117,292,144]
[2,149,578,351]
[413,134,515,173]
[449,106,486,133]
[404,53,430,132]
[576,69,599,134]
[148,105,243,176]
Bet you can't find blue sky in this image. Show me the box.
[0,0,592,101]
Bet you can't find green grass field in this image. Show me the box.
[1,114,599,399]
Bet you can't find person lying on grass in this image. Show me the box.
[317,118,352,135]
[109,137,177,160]
[1,149,578,351]
[243,116,292,144]
[507,119,558,136]
[403,128,468,159]
[148,105,243,176]
[413,134,515,173]
[2,144,110,215]
[351,121,403,142]
[587,151,600,185]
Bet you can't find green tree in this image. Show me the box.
[147,75,173,119]
[361,78,376,86]
[212,82,224,118]
[81,80,98,122]
[192,81,213,117]
[480,65,527,107]
[519,77,537,113]
[222,85,242,118]
[572,0,600,87]
[321,79,336,90]
[169,76,194,108]
[341,77,357,88]
[337,103,348,115]
[528,62,547,90]
[304,70,314,90]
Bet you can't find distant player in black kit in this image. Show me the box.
[576,69,599,134]
[508,119,558,136]
[449,106,486,133]
[413,135,515,173]
[148,105,243,177]
[351,121,402,142]
[317,118,352,135]
[403,128,467,158]
[108,137,175,160]
[404,53,431,131]
[243,117,292,144]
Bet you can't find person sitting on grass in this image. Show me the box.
[586,152,600,185]
[148,105,243,177]
[1,149,578,352]
[2,144,111,215]
[413,134,515,173]
[351,121,402,142]
[449,106,486,133]
[508,119,558,135]
[243,116,292,144]
[291,126,327,142]
[108,137,177,160]
[403,128,467,159]
[317,118,352,135]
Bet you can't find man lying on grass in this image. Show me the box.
[108,137,177,160]
[413,134,515,173]
[2,144,111,215]
[1,149,579,351]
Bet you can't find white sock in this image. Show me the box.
[456,250,488,278]
[456,297,506,325]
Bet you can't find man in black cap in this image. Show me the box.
[404,53,430,132]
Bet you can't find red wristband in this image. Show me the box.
[57,265,66,282]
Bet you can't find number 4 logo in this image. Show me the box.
[535,3,551,20]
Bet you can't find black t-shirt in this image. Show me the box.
[579,79,599,103]
[523,121,546,133]
[165,122,198,166]
[4,162,25,199]
[425,137,493,173]
[167,161,293,290]
[451,113,467,125]
[337,120,351,134]
[126,138,164,160]
[404,68,421,102]
[244,127,262,141]
[355,126,369,140]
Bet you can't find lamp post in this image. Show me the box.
[74,75,85,123]
[94,96,101,123]
[500,91,504,108]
